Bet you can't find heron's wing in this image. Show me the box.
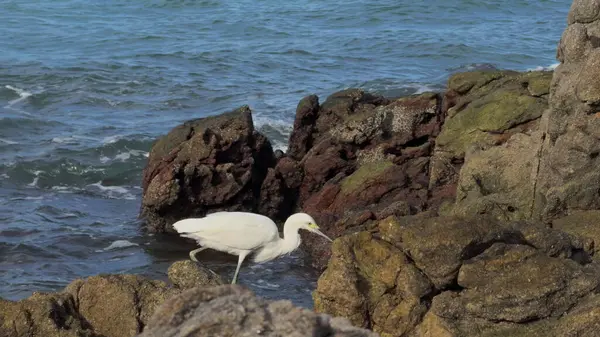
[174,212,279,251]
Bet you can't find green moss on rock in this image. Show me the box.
[340,160,394,195]
[437,89,546,156]
[448,70,512,94]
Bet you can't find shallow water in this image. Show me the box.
[0,0,569,307]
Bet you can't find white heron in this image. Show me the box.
[172,211,333,284]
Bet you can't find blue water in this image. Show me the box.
[0,0,569,307]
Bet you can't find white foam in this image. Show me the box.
[72,135,101,141]
[26,170,44,188]
[527,63,560,72]
[51,186,81,194]
[271,140,288,152]
[27,177,39,187]
[0,138,18,145]
[5,85,33,106]
[96,240,139,252]
[101,149,150,163]
[88,181,136,200]
[0,173,9,179]
[114,152,131,161]
[102,135,121,144]
[10,196,44,201]
[254,117,293,153]
[52,137,77,144]
[413,84,437,94]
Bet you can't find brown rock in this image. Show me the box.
[137,285,380,337]
[64,274,179,337]
[535,0,600,220]
[316,214,600,337]
[552,210,600,257]
[0,292,97,337]
[0,261,233,337]
[287,94,320,160]
[258,157,304,221]
[379,215,591,290]
[290,90,442,269]
[313,231,433,336]
[139,106,275,233]
[167,260,223,289]
[430,70,551,199]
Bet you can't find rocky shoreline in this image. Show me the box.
[3,0,600,336]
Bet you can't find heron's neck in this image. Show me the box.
[279,222,301,254]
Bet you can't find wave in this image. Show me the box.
[96,240,139,252]
[0,138,19,145]
[527,63,560,72]
[87,181,137,200]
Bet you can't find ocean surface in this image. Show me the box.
[0,0,569,308]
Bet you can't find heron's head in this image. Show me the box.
[287,213,333,242]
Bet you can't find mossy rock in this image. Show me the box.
[148,106,253,160]
[437,89,546,157]
[340,160,395,195]
[448,70,514,94]
[524,71,553,96]
[552,210,600,256]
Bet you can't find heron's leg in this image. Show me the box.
[189,247,207,262]
[231,251,249,284]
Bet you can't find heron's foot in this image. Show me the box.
[189,247,207,262]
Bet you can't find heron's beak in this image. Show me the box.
[312,228,333,242]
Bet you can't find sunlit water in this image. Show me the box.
[0,0,569,307]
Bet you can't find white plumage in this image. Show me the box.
[172,211,332,284]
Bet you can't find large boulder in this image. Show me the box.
[430,70,552,202]
[552,210,600,258]
[0,292,97,337]
[140,106,275,232]
[314,215,600,337]
[137,285,379,337]
[280,89,444,269]
[313,231,433,336]
[442,130,543,221]
[534,0,600,220]
[0,261,222,337]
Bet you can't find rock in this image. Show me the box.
[430,70,552,197]
[287,94,320,160]
[380,215,591,289]
[140,106,275,232]
[552,210,600,257]
[315,215,600,337]
[535,0,600,220]
[258,157,304,220]
[313,231,433,336]
[473,293,600,337]
[167,260,223,289]
[289,90,443,269]
[453,243,598,322]
[0,261,225,337]
[417,246,600,336]
[137,285,380,337]
[63,274,179,337]
[0,292,97,337]
[444,131,543,221]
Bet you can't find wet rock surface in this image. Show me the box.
[140,106,275,232]
[315,215,600,337]
[138,285,379,337]
[0,261,221,337]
